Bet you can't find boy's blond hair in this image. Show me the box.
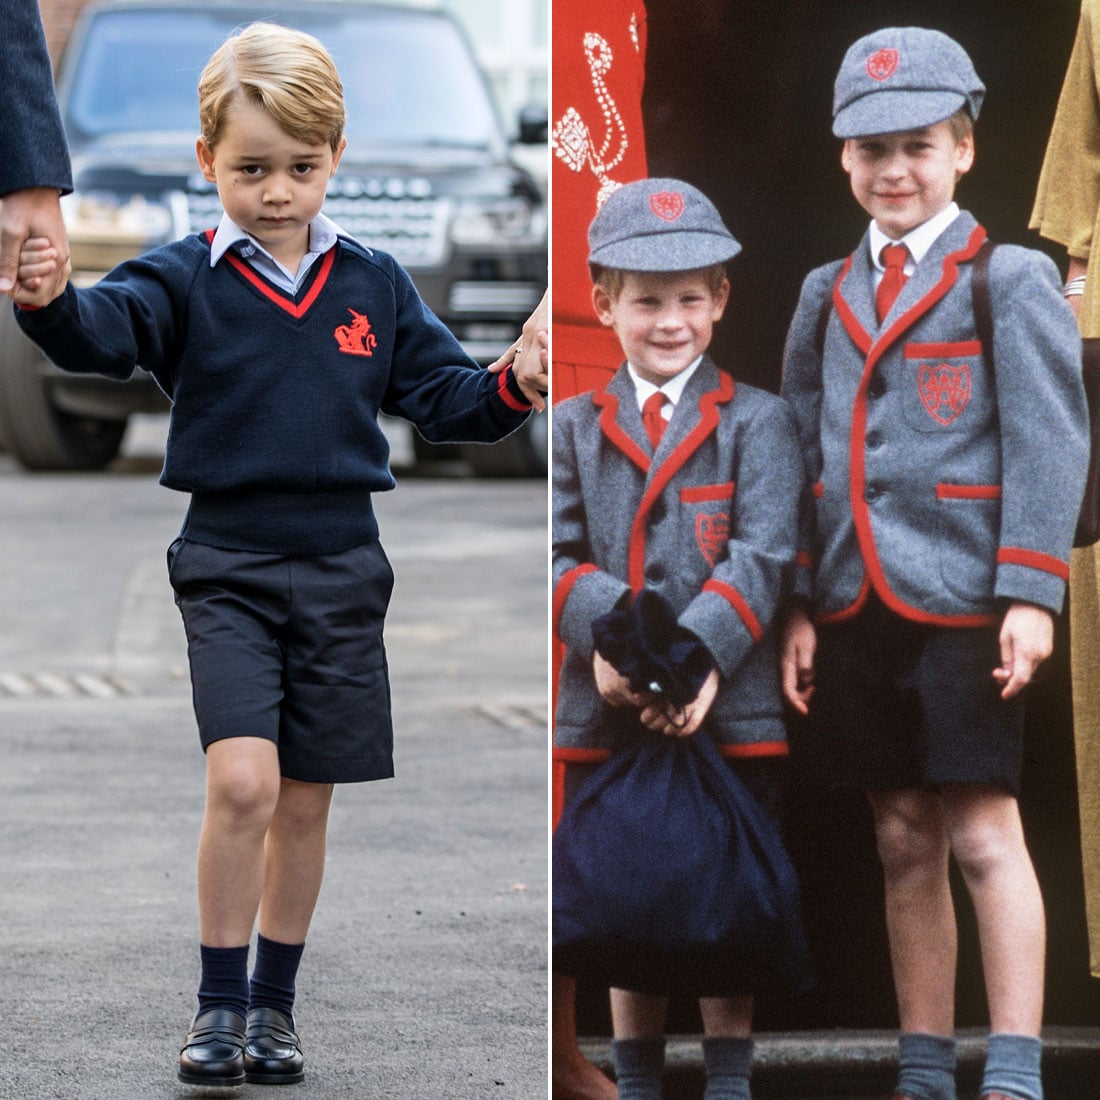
[591,263,729,301]
[198,22,345,153]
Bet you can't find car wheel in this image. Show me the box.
[463,413,547,478]
[0,311,126,470]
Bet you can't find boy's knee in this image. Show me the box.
[873,810,948,877]
[948,818,1022,883]
[206,755,281,823]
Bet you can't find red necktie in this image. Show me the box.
[642,392,668,451]
[876,243,909,323]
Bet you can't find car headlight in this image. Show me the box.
[450,196,546,248]
[62,192,175,274]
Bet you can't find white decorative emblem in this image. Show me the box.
[552,28,632,212]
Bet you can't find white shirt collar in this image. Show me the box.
[869,202,960,272]
[628,356,702,414]
[208,211,342,280]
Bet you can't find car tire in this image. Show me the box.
[0,311,127,470]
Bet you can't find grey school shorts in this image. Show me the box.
[167,537,395,784]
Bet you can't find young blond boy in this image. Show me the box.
[15,22,545,1088]
[780,27,1088,1100]
[553,178,805,1100]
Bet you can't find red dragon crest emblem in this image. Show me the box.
[334,309,378,357]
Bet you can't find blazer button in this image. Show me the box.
[865,486,880,502]
[866,432,882,449]
[867,380,885,399]
[646,563,666,584]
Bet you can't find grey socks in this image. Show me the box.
[980,1033,1042,1100]
[611,1037,665,1100]
[702,1036,753,1100]
[897,1032,957,1100]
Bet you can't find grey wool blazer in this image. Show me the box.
[781,210,1089,625]
[552,356,804,759]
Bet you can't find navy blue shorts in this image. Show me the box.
[798,594,1025,794]
[167,537,395,784]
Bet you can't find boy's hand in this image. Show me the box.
[994,602,1053,699]
[593,650,654,709]
[780,603,817,714]
[0,187,70,299]
[486,290,548,411]
[13,235,69,307]
[640,667,720,738]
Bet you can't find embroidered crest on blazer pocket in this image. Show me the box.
[681,482,735,568]
[903,341,984,431]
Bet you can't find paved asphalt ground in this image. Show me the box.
[0,420,548,1099]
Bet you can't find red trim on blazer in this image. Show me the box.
[816,573,873,625]
[719,741,789,759]
[681,482,735,503]
[832,256,872,356]
[626,372,736,591]
[905,340,983,359]
[839,224,997,627]
[553,563,598,639]
[593,387,651,474]
[936,484,1002,500]
[998,547,1071,581]
[812,481,825,498]
[207,228,336,319]
[496,367,530,411]
[553,746,612,763]
[796,550,814,570]
[703,578,764,642]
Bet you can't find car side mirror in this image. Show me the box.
[516,103,548,145]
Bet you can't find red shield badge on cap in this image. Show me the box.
[650,191,685,222]
[918,361,971,425]
[866,47,899,82]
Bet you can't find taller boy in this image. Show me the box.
[780,27,1088,1100]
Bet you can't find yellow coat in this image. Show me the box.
[1031,0,1100,979]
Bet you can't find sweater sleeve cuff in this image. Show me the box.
[497,365,534,412]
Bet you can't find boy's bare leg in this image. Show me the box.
[258,777,335,944]
[553,973,619,1099]
[197,737,282,946]
[610,988,667,1037]
[699,996,752,1037]
[867,788,957,1036]
[940,784,1045,1035]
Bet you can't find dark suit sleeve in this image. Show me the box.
[1,0,73,196]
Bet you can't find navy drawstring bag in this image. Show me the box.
[553,726,813,997]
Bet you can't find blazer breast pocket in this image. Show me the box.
[901,341,987,434]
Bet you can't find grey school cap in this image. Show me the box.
[587,178,741,272]
[832,27,984,139]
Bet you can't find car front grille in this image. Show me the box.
[184,191,450,269]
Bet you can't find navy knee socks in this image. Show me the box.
[249,934,305,1022]
[196,943,250,1020]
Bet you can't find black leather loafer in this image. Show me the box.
[177,1007,246,1086]
[244,1006,305,1084]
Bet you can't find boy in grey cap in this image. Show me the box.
[552,178,806,1100]
[780,27,1088,1100]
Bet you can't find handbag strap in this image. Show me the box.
[971,238,996,359]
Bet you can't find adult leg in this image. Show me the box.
[553,973,619,1099]
[610,989,666,1100]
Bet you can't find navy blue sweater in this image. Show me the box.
[17,233,532,553]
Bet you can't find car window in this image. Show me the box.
[65,8,501,148]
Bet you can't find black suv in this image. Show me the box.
[0,0,547,474]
